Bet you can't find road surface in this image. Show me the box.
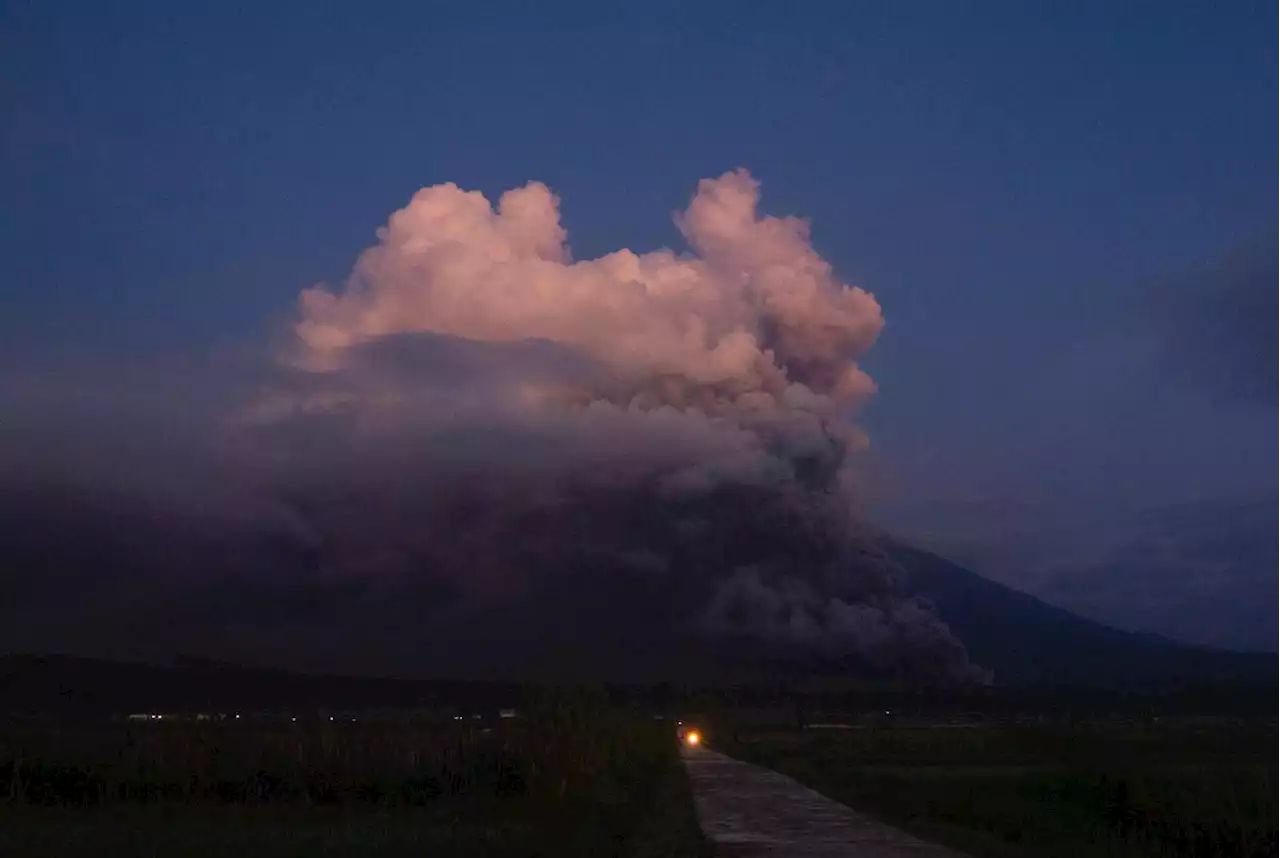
[681,746,966,857]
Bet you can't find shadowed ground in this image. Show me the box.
[681,747,965,857]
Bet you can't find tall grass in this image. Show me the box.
[0,698,706,858]
[716,719,1276,858]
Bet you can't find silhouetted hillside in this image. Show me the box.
[0,654,522,716]
[890,543,1276,687]
[2,539,1273,714]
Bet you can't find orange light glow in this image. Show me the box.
[684,730,701,747]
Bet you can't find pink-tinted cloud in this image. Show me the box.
[295,169,881,413]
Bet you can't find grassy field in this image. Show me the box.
[713,716,1276,858]
[0,703,708,858]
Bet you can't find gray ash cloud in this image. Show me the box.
[0,171,986,684]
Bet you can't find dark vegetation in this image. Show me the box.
[713,716,1276,858]
[0,695,708,858]
[0,654,524,718]
[1,648,1273,857]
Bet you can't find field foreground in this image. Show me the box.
[712,718,1276,858]
[0,705,709,858]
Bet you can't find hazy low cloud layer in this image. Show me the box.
[0,171,987,683]
[1146,232,1277,406]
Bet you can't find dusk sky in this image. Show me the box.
[1,1,1275,663]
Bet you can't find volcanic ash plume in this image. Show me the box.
[238,169,986,682]
[283,171,880,487]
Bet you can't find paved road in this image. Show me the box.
[681,747,966,857]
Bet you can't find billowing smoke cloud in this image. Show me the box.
[0,170,987,683]
[295,170,880,403]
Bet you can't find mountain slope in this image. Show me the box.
[889,542,1275,687]
[874,497,1277,652]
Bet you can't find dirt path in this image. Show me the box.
[681,747,966,857]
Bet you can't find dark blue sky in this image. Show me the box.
[3,1,1274,511]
